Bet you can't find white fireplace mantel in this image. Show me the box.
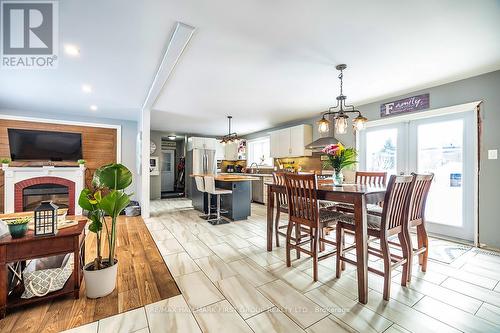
[3,166,85,215]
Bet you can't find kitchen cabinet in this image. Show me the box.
[224,140,246,161]
[187,137,217,151]
[215,141,225,160]
[269,124,313,158]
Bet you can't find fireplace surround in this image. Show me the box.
[3,166,85,215]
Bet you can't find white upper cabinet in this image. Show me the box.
[224,141,239,161]
[187,137,218,151]
[215,141,225,160]
[224,140,246,161]
[269,124,313,158]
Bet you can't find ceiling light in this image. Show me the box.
[353,114,368,131]
[334,114,349,134]
[167,135,176,140]
[81,84,92,93]
[90,105,98,111]
[219,116,240,144]
[317,115,330,134]
[317,64,367,134]
[64,44,80,56]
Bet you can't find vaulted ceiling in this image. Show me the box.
[1,0,499,136]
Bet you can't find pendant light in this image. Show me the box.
[318,64,367,134]
[220,116,240,145]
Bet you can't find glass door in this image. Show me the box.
[359,123,406,176]
[359,111,476,242]
[409,112,475,241]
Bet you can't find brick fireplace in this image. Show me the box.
[14,176,75,214]
[3,166,85,215]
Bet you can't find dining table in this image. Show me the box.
[265,180,386,304]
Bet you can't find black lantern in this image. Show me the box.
[34,201,58,236]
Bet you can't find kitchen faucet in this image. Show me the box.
[249,162,258,173]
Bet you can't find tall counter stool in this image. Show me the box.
[334,174,414,300]
[204,176,232,225]
[195,176,212,220]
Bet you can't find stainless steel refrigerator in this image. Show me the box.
[186,148,216,198]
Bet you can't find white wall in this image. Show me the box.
[0,109,139,200]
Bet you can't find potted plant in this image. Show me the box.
[6,217,31,238]
[78,163,132,298]
[77,159,87,169]
[1,158,11,169]
[322,143,357,185]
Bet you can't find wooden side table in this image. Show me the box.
[0,219,86,318]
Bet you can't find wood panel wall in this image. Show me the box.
[0,119,117,213]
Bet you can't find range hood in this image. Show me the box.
[305,115,341,152]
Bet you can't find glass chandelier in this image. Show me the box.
[317,64,367,135]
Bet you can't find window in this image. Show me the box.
[247,136,273,167]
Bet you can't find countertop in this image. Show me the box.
[190,174,260,182]
[219,172,274,177]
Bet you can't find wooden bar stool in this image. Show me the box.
[283,173,339,281]
[273,172,336,251]
[334,174,414,300]
[404,173,434,281]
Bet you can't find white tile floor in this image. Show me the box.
[64,198,500,333]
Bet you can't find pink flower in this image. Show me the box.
[322,143,342,156]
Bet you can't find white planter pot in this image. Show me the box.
[1,163,8,170]
[83,259,118,298]
[79,164,86,169]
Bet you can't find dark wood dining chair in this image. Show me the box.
[273,172,337,249]
[335,171,387,216]
[334,174,414,300]
[284,173,339,281]
[273,172,298,248]
[404,173,434,281]
[355,171,388,186]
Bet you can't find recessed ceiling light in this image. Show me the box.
[90,105,98,111]
[64,44,80,56]
[167,135,176,140]
[81,84,92,93]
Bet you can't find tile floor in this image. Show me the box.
[64,199,500,333]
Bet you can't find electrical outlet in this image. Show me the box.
[488,149,498,160]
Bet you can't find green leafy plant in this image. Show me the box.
[78,163,132,270]
[6,216,31,225]
[1,158,11,164]
[77,159,86,165]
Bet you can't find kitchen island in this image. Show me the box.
[190,174,259,221]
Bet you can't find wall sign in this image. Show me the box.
[380,93,429,117]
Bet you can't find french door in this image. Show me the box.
[359,111,476,242]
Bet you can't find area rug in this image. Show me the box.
[427,240,472,264]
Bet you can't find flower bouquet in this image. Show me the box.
[322,143,357,185]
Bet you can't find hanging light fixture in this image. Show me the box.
[318,64,367,135]
[220,116,240,144]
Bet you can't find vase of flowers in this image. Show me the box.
[322,143,357,185]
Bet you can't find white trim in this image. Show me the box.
[0,113,122,163]
[364,100,482,128]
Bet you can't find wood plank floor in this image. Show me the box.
[0,215,180,333]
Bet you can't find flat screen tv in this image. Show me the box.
[8,128,83,161]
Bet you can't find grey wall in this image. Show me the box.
[0,109,139,200]
[244,70,500,249]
